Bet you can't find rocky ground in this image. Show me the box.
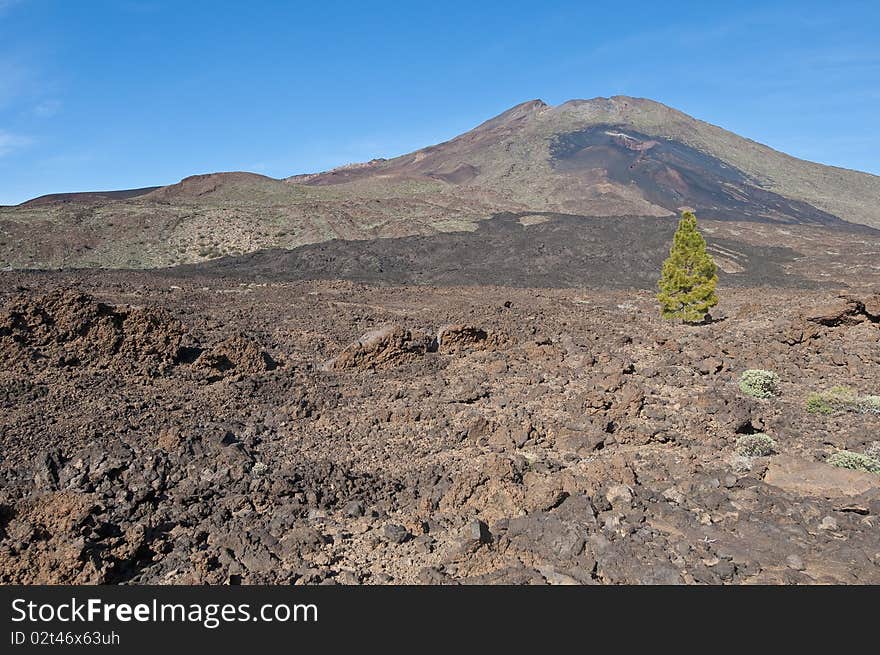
[1,272,879,584]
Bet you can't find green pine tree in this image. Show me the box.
[657,210,718,322]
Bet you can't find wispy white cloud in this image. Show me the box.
[0,58,31,107]
[0,129,30,156]
[33,99,61,117]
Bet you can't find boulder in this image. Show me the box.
[764,455,880,498]
[555,426,606,457]
[437,324,491,354]
[323,324,433,370]
[195,334,277,375]
[0,289,185,376]
[806,298,864,327]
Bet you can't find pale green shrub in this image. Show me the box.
[859,395,880,415]
[739,370,779,398]
[806,393,834,414]
[828,450,880,475]
[807,386,880,415]
[735,433,777,457]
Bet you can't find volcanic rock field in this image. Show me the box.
[1,268,878,584]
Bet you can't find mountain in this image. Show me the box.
[1,96,879,270]
[296,96,878,226]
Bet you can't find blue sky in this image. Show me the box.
[0,0,878,205]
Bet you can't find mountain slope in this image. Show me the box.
[1,96,879,270]
[296,96,880,228]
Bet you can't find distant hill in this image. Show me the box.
[19,186,160,207]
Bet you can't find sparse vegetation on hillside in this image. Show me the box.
[657,211,718,322]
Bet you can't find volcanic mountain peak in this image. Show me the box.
[294,95,880,229]
[433,95,671,149]
[468,98,550,131]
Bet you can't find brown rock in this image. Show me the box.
[156,426,182,451]
[556,427,605,457]
[195,334,277,375]
[863,293,880,321]
[437,324,491,354]
[522,472,567,512]
[324,324,432,370]
[698,357,724,375]
[485,359,509,375]
[778,318,820,345]
[806,298,863,326]
[764,455,880,498]
[0,289,185,376]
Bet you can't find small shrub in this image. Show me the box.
[806,393,835,414]
[735,433,777,457]
[859,395,880,415]
[807,386,879,415]
[827,450,880,475]
[826,385,858,403]
[739,370,779,398]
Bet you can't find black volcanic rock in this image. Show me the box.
[549,126,841,225]
[169,214,817,289]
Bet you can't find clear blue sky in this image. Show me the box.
[1,0,878,205]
